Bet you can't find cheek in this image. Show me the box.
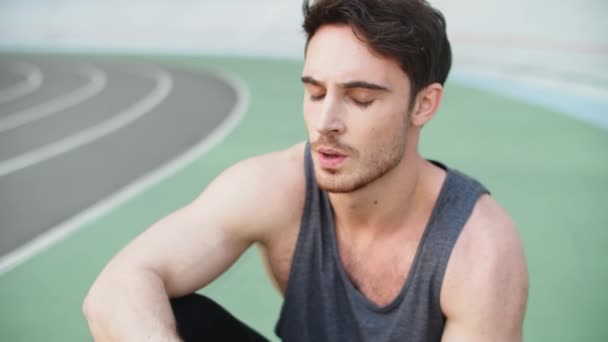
[303,100,318,134]
[354,107,402,142]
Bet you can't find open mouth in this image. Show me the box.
[318,148,345,157]
[321,151,341,158]
[317,149,347,167]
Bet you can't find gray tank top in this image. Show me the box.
[275,144,488,341]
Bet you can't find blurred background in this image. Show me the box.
[0,0,606,341]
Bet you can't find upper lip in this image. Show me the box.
[317,148,346,157]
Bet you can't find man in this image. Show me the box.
[83,0,528,341]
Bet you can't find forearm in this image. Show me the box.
[83,266,182,341]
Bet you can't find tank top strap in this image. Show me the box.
[416,161,489,307]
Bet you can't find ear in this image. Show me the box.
[410,83,443,127]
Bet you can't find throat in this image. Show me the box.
[328,167,422,231]
[336,230,420,307]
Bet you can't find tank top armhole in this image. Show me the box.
[275,141,314,334]
[432,172,489,316]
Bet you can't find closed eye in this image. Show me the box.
[353,99,374,108]
[310,94,325,101]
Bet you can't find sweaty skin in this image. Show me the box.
[83,24,528,342]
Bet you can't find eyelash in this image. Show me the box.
[310,95,374,108]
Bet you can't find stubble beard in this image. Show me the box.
[312,127,407,194]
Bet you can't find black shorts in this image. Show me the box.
[170,293,269,342]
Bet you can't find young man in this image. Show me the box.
[83,0,529,341]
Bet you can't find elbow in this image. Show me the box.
[82,290,96,321]
[82,269,127,339]
[82,267,121,324]
[82,282,105,325]
[82,287,107,340]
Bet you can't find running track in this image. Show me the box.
[0,57,239,266]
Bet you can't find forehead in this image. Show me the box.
[303,24,407,87]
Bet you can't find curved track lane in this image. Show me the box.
[0,57,241,260]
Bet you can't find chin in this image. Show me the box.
[312,151,405,194]
[313,168,368,194]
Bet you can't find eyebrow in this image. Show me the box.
[300,76,391,92]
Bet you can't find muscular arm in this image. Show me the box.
[441,195,529,342]
[83,144,305,341]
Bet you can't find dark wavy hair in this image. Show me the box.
[303,0,452,102]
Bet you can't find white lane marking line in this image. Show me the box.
[0,66,172,177]
[0,61,43,104]
[0,66,250,275]
[450,68,608,131]
[0,64,107,132]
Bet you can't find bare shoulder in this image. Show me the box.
[440,194,529,340]
[234,141,306,208]
[192,141,307,242]
[218,141,305,195]
[451,194,525,261]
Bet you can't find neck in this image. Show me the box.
[328,151,430,236]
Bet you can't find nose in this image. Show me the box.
[315,95,345,135]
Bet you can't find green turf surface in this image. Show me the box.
[0,54,606,341]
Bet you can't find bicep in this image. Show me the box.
[115,202,251,298]
[441,254,527,342]
[107,159,276,298]
[440,197,529,341]
[441,293,526,342]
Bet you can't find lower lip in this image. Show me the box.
[317,152,347,168]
